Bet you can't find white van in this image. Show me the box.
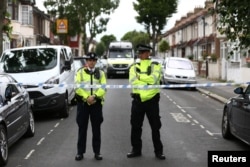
[0,45,75,118]
[106,41,134,78]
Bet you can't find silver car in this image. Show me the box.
[161,57,197,89]
[0,73,35,166]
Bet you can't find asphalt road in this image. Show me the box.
[5,78,250,167]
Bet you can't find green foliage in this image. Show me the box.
[187,55,194,60]
[210,53,217,62]
[100,35,117,50]
[44,0,119,53]
[213,0,250,49]
[158,40,170,53]
[133,0,178,55]
[121,30,150,50]
[95,41,106,56]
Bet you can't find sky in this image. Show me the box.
[36,0,206,41]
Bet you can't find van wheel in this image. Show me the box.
[24,110,35,137]
[0,125,8,166]
[60,95,69,118]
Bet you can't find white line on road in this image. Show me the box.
[200,125,205,129]
[193,119,199,124]
[206,130,214,136]
[24,149,35,159]
[54,122,60,128]
[187,114,192,118]
[181,109,186,113]
[37,137,45,145]
[48,129,54,135]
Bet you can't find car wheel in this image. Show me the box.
[222,108,233,139]
[0,125,8,166]
[60,95,69,118]
[24,110,35,137]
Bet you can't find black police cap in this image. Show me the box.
[86,52,98,60]
[136,44,152,52]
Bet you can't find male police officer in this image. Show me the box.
[75,52,106,161]
[127,44,165,160]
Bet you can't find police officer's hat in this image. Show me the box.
[85,52,98,60]
[136,44,152,53]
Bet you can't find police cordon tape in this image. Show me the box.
[1,82,249,89]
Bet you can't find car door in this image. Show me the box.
[230,95,246,139]
[242,85,250,143]
[5,84,27,144]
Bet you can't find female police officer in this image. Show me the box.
[74,52,106,161]
[127,44,165,160]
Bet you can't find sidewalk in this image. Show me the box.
[196,77,239,103]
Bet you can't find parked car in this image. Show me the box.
[222,85,250,145]
[0,45,76,118]
[161,57,197,89]
[0,73,35,166]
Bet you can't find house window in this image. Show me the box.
[7,0,18,20]
[21,5,33,25]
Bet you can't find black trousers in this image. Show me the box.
[130,93,163,154]
[76,101,103,155]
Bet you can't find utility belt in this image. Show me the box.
[130,93,160,102]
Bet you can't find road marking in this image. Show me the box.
[54,123,60,128]
[206,130,214,136]
[37,137,45,145]
[170,113,190,123]
[179,107,197,109]
[193,119,199,124]
[187,114,192,118]
[181,109,186,113]
[200,125,205,129]
[48,129,54,135]
[24,149,35,159]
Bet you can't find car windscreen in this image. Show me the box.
[167,59,193,70]
[108,49,132,58]
[1,48,57,73]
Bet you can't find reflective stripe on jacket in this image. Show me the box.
[129,59,161,102]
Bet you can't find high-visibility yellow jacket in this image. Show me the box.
[129,59,161,102]
[75,67,106,104]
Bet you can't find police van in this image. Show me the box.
[106,41,134,78]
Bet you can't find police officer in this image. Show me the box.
[75,52,106,161]
[127,44,165,160]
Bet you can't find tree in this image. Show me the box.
[121,30,150,50]
[44,0,119,54]
[158,40,169,58]
[133,0,177,56]
[213,0,250,49]
[95,41,106,57]
[100,34,116,50]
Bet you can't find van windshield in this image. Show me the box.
[109,49,132,58]
[1,48,57,73]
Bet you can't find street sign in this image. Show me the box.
[56,19,68,34]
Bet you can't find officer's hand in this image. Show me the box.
[87,95,96,105]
